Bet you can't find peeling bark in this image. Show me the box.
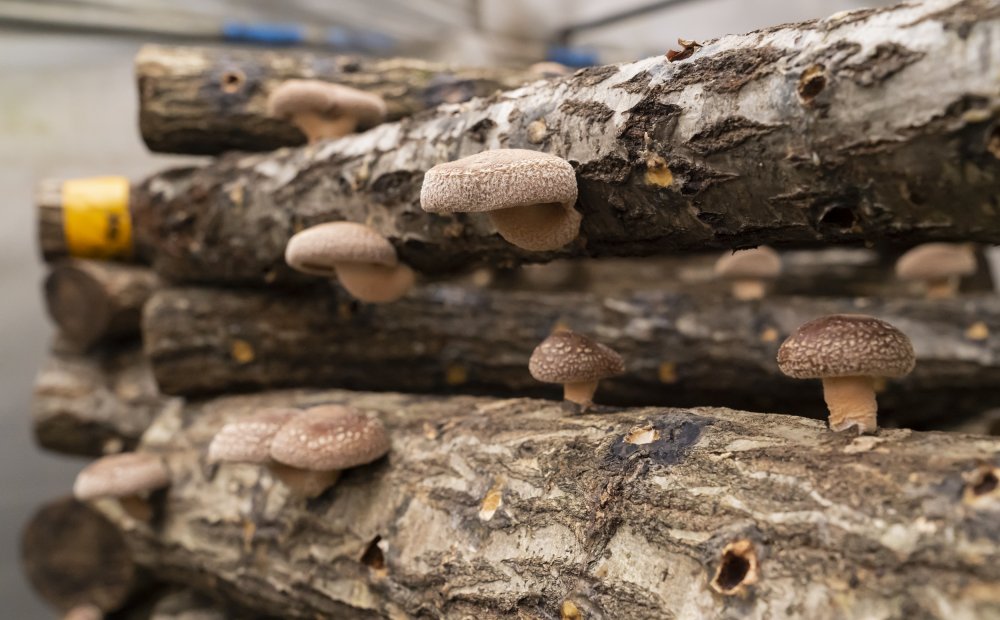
[33,342,179,457]
[144,285,1000,429]
[108,388,1000,619]
[136,45,537,155]
[127,0,1000,286]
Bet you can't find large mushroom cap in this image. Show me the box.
[529,330,626,384]
[207,407,301,464]
[73,452,170,501]
[270,405,390,471]
[285,222,398,276]
[715,247,782,279]
[267,80,387,129]
[777,314,915,379]
[896,243,976,281]
[420,149,578,215]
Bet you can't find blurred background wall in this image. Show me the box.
[0,0,890,616]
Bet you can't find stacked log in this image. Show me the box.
[24,1,1000,617]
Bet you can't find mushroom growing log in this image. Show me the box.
[105,388,1000,619]
[44,261,160,350]
[136,44,536,155]
[126,0,1000,286]
[33,343,178,457]
[144,285,1000,429]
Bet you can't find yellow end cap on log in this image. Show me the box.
[62,176,133,259]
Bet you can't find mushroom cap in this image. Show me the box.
[207,407,301,464]
[714,247,782,279]
[285,222,398,276]
[777,314,915,379]
[269,405,390,471]
[896,243,976,281]
[420,149,578,215]
[267,80,386,129]
[73,452,170,501]
[529,330,626,384]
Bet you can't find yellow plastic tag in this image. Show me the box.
[61,176,133,259]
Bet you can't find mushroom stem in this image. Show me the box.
[563,380,599,408]
[118,495,153,522]
[487,202,581,252]
[731,279,766,300]
[820,375,878,434]
[291,112,358,143]
[334,262,415,303]
[269,463,341,498]
[925,276,959,299]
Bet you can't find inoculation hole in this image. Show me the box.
[220,70,247,94]
[361,535,385,571]
[973,470,998,496]
[711,539,759,595]
[797,65,827,104]
[819,205,857,229]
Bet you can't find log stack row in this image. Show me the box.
[23,2,1000,618]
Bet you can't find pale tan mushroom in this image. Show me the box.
[73,452,170,521]
[207,407,301,465]
[420,149,580,252]
[777,314,915,434]
[267,80,386,143]
[529,329,625,409]
[896,243,976,299]
[714,247,782,300]
[285,222,415,303]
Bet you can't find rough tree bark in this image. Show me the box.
[144,284,1000,429]
[128,0,1000,286]
[32,342,179,457]
[105,388,1000,619]
[44,261,160,350]
[136,45,537,155]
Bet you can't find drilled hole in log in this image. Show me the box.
[819,205,856,229]
[361,535,385,571]
[972,470,998,496]
[797,65,827,103]
[220,70,246,94]
[711,539,759,595]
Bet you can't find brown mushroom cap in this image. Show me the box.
[529,330,626,384]
[73,452,170,501]
[777,314,915,379]
[420,149,578,215]
[207,407,301,464]
[714,247,782,279]
[267,80,386,130]
[269,405,390,471]
[896,243,976,281]
[285,222,398,276]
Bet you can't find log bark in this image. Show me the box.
[136,45,536,155]
[33,342,179,457]
[144,284,1000,429]
[128,0,1000,286]
[44,261,160,350]
[106,388,1000,619]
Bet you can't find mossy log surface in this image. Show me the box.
[129,0,1000,286]
[144,285,1000,429]
[102,388,1000,619]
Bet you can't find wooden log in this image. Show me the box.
[44,261,159,350]
[105,388,1000,619]
[32,342,179,457]
[21,497,136,613]
[124,0,1000,286]
[136,45,536,155]
[143,285,1000,429]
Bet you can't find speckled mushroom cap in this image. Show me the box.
[285,222,398,276]
[73,452,170,501]
[896,243,976,281]
[777,314,915,379]
[529,330,626,384]
[267,80,387,129]
[715,247,782,279]
[269,405,390,471]
[420,149,578,214]
[207,407,301,464]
